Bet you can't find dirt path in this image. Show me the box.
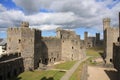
[88,66,118,80]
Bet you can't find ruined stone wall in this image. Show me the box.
[0,53,24,80]
[21,28,42,70]
[56,29,85,61]
[61,39,74,61]
[41,37,61,64]
[61,39,82,61]
[60,30,83,61]
[56,29,76,39]
[7,23,42,71]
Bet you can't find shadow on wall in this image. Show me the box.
[104,70,118,80]
[0,58,24,80]
[41,77,54,80]
[41,40,48,65]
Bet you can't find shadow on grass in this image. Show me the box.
[41,77,54,80]
[10,76,22,80]
[104,70,118,80]
[11,76,54,80]
[99,52,106,63]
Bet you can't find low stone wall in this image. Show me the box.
[0,53,21,62]
[0,57,24,80]
[80,63,88,80]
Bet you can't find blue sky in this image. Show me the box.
[0,0,120,39]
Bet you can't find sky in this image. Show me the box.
[0,0,120,39]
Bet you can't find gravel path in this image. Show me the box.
[60,57,88,80]
[88,66,118,80]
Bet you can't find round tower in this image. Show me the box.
[84,32,88,40]
[103,18,111,31]
[56,27,62,38]
[96,33,100,41]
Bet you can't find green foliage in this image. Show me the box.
[55,61,76,70]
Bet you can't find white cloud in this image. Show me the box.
[30,24,62,31]
[0,0,120,32]
[26,12,77,25]
[0,4,6,12]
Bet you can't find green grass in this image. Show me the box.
[69,61,86,80]
[11,61,76,80]
[55,61,76,70]
[86,46,104,66]
[86,46,104,57]
[11,70,65,80]
[86,49,100,56]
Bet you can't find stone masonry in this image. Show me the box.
[103,18,119,64]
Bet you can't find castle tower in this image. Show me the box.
[96,33,100,45]
[103,18,110,59]
[7,21,41,71]
[96,33,100,41]
[103,18,111,31]
[84,32,88,41]
[56,27,62,39]
[84,32,88,48]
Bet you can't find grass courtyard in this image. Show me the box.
[55,61,76,70]
[11,61,76,80]
[13,70,65,80]
[86,46,104,57]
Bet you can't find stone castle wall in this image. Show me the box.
[7,23,42,71]
[103,18,119,64]
[104,27,119,63]
[56,29,84,61]
[41,37,61,64]
[0,53,24,80]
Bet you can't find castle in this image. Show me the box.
[84,32,103,48]
[103,18,119,64]
[0,22,86,80]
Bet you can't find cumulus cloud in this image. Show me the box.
[0,5,77,31]
[26,12,77,25]
[0,0,120,32]
[30,24,62,31]
[12,0,52,13]
[0,4,6,12]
